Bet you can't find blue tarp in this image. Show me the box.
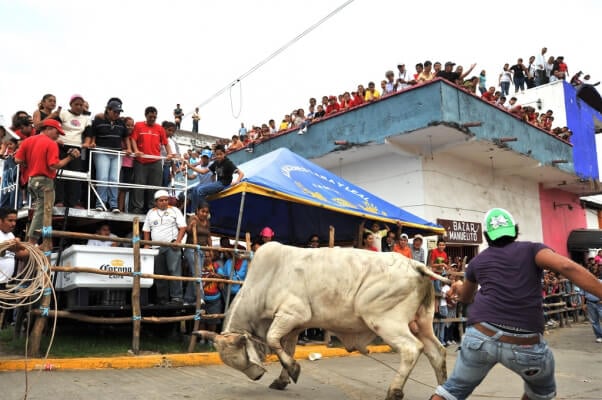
[208,148,443,245]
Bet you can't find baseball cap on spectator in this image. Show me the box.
[41,119,65,135]
[201,149,212,158]
[70,94,84,104]
[413,234,423,242]
[400,233,409,239]
[107,100,123,112]
[445,61,456,67]
[0,114,20,139]
[260,226,274,238]
[154,189,170,200]
[484,208,517,240]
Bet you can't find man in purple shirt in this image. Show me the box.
[431,208,602,400]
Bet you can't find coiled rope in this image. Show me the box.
[0,240,58,400]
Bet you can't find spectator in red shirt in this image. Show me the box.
[14,119,80,244]
[339,92,354,111]
[429,238,449,275]
[325,96,340,115]
[130,106,173,214]
[481,86,496,102]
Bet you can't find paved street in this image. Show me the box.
[1,323,601,400]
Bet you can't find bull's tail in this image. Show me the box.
[414,263,451,284]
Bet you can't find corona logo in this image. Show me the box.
[111,259,124,267]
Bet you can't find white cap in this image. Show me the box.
[0,114,20,140]
[154,189,170,200]
[400,233,409,239]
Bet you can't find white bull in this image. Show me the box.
[198,242,448,400]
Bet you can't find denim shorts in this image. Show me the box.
[435,323,556,400]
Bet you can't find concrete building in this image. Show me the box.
[228,78,602,259]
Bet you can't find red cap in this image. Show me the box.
[260,226,274,237]
[41,119,65,135]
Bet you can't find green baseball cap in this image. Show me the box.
[484,208,517,240]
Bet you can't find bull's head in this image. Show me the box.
[195,330,267,381]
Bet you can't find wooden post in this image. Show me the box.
[28,188,54,356]
[188,227,201,352]
[131,217,141,354]
[245,232,251,251]
[324,225,335,346]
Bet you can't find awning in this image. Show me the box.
[207,148,444,244]
[567,229,602,251]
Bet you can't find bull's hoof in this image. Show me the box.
[269,378,289,390]
[287,362,301,383]
[385,388,404,400]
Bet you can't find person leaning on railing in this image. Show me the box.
[86,99,129,213]
[14,120,80,245]
[129,106,175,214]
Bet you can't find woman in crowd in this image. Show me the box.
[32,94,60,130]
[498,64,513,96]
[362,231,378,251]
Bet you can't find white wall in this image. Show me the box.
[513,80,567,127]
[585,207,600,229]
[326,150,544,250]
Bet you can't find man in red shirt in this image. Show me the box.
[429,238,450,274]
[130,106,174,214]
[14,119,80,244]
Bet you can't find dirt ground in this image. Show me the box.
[1,322,601,400]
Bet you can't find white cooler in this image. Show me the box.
[55,245,157,291]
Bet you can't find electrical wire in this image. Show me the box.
[183,0,356,120]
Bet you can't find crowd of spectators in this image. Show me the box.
[221,47,585,151]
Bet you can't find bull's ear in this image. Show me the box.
[193,330,217,341]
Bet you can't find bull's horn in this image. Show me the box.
[192,330,217,340]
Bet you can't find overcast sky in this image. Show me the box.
[1,0,600,139]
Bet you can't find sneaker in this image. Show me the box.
[596,338,602,343]
[95,207,103,211]
[297,129,305,135]
[111,208,120,213]
[245,148,254,153]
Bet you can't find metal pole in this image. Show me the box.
[225,191,246,311]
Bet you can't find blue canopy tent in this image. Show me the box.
[207,148,444,245]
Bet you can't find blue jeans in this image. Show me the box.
[94,152,119,209]
[436,305,448,344]
[183,248,206,303]
[586,301,602,339]
[435,323,555,400]
[513,76,526,92]
[190,181,225,211]
[153,246,183,303]
[500,81,510,96]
